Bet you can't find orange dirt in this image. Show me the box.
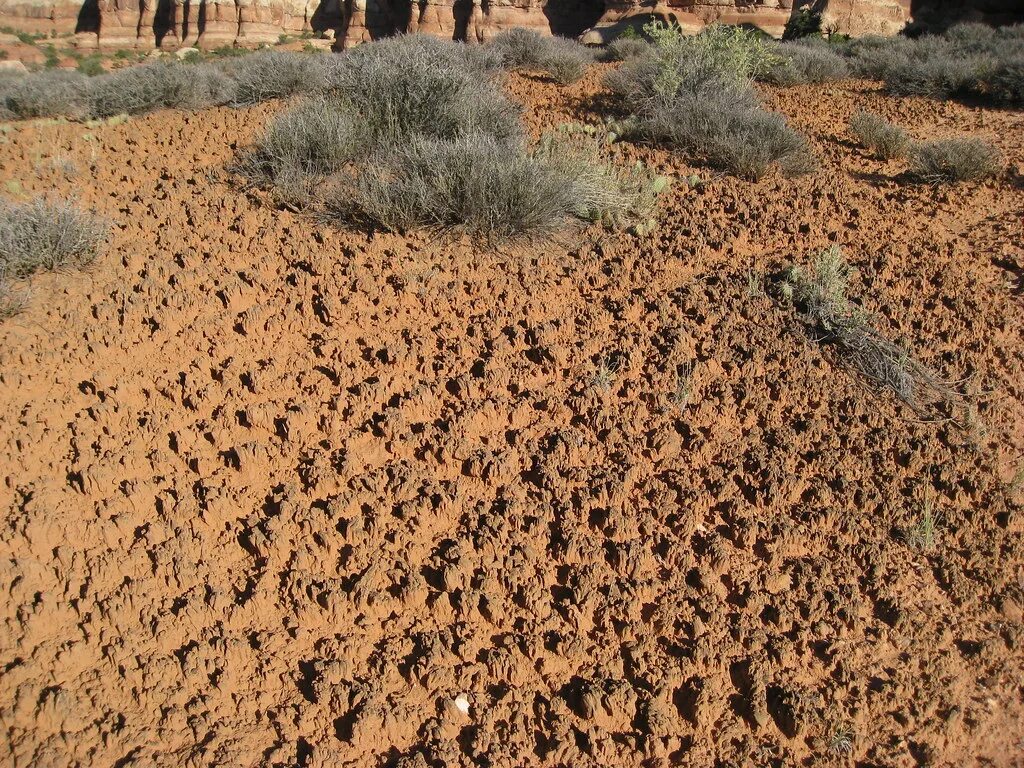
[1,69,1023,768]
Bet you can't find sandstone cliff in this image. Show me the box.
[0,0,1018,54]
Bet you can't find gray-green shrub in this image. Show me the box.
[762,43,851,85]
[849,110,910,160]
[606,24,814,179]
[236,96,361,206]
[488,28,595,84]
[322,36,523,148]
[909,137,1000,182]
[1,69,90,119]
[88,61,235,118]
[0,198,107,315]
[224,50,323,106]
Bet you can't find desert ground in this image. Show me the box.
[1,44,1024,768]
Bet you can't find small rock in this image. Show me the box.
[0,60,28,74]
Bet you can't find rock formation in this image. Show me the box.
[580,0,913,44]
[0,0,1018,51]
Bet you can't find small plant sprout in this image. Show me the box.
[828,723,855,755]
[747,267,765,298]
[904,491,939,552]
[590,356,619,393]
[670,361,695,409]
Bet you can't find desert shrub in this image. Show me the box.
[236,96,361,206]
[344,134,580,238]
[762,43,850,85]
[77,54,105,76]
[534,124,669,230]
[1,69,90,119]
[836,24,1024,105]
[848,110,910,160]
[489,28,595,84]
[339,130,662,239]
[321,37,522,148]
[643,21,782,82]
[224,50,322,106]
[0,197,106,279]
[88,61,235,117]
[605,37,651,62]
[909,137,1000,182]
[607,33,814,179]
[783,246,954,415]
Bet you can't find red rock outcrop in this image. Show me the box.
[580,0,912,44]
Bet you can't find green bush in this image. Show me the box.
[848,110,910,160]
[909,137,1000,182]
[605,37,650,62]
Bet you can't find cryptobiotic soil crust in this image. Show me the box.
[0,68,1023,768]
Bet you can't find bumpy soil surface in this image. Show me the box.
[1,68,1023,768]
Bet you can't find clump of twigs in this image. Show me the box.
[782,246,958,417]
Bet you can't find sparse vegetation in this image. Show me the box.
[849,110,910,160]
[222,49,323,106]
[488,28,595,84]
[909,137,1000,182]
[903,492,938,551]
[783,246,955,415]
[605,21,814,179]
[0,198,107,316]
[88,61,236,117]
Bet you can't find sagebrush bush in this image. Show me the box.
[848,110,910,160]
[236,96,361,206]
[763,43,851,85]
[489,28,595,84]
[88,61,235,118]
[834,23,1024,105]
[224,50,323,106]
[0,198,106,279]
[605,20,812,179]
[909,137,1000,182]
[784,245,954,415]
[605,37,650,62]
[322,36,522,147]
[1,69,90,119]
[343,134,580,238]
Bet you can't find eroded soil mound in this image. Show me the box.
[1,71,1023,767]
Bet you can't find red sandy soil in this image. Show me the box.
[1,68,1023,768]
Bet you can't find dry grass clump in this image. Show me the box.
[222,50,324,106]
[345,134,582,238]
[488,28,596,84]
[762,42,851,86]
[0,198,107,317]
[783,246,955,415]
[605,21,814,180]
[848,111,910,160]
[338,128,665,239]
[909,137,1000,182]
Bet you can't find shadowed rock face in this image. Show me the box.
[0,0,1017,52]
